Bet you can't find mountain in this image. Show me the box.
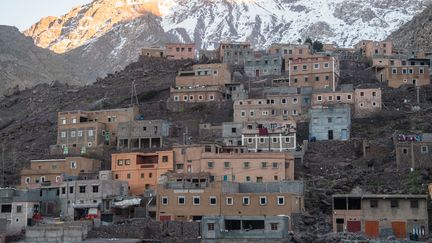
[388,4,432,52]
[24,0,430,53]
[0,25,83,97]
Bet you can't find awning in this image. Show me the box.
[112,198,141,208]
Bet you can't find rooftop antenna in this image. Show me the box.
[130,80,139,107]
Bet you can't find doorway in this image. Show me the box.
[256,70,260,77]
[328,130,334,140]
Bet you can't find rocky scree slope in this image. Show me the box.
[0,26,82,97]
[389,3,432,51]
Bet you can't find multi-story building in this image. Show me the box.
[374,58,430,88]
[287,55,340,91]
[0,189,40,235]
[217,42,253,65]
[332,194,428,239]
[394,133,432,170]
[117,119,170,150]
[171,63,233,103]
[111,151,174,195]
[141,47,165,58]
[354,40,393,58]
[156,175,304,225]
[309,105,351,141]
[239,120,296,152]
[311,84,382,118]
[53,106,139,155]
[172,144,295,182]
[165,43,196,60]
[244,52,282,77]
[170,85,227,103]
[202,215,291,241]
[268,43,312,60]
[233,87,312,123]
[20,157,101,189]
[59,171,128,220]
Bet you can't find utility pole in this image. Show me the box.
[1,144,5,188]
[416,86,420,104]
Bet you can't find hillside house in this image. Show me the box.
[165,43,196,60]
[244,52,282,77]
[117,119,170,150]
[332,194,428,239]
[394,133,432,170]
[157,176,304,226]
[217,42,253,65]
[309,105,351,141]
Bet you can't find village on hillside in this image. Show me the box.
[1,39,432,243]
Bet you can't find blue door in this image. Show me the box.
[341,129,348,140]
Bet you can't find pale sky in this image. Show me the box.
[0,0,93,30]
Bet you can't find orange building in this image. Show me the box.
[354,40,393,58]
[111,151,174,195]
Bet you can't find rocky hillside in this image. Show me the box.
[389,3,432,51]
[25,0,429,51]
[0,26,83,97]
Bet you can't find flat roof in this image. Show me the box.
[333,194,428,199]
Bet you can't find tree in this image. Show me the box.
[304,37,313,46]
[297,38,302,44]
[312,40,324,52]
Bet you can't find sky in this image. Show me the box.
[0,0,93,30]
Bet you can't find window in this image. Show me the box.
[372,91,377,97]
[317,95,322,101]
[61,187,66,194]
[272,137,278,143]
[162,156,169,162]
[411,199,419,209]
[77,130,83,137]
[208,223,215,231]
[272,162,278,169]
[292,98,298,104]
[328,96,333,101]
[224,162,231,168]
[127,173,131,179]
[360,92,365,97]
[250,110,255,116]
[69,186,74,193]
[207,162,214,168]
[370,199,378,208]
[392,68,397,74]
[209,196,217,205]
[285,137,291,143]
[315,76,320,81]
[421,146,429,154]
[247,138,253,144]
[16,205,22,213]
[314,63,319,69]
[149,173,153,178]
[1,205,11,213]
[209,95,214,100]
[420,68,424,74]
[72,118,77,124]
[92,185,99,193]
[324,63,329,68]
[193,196,200,205]
[79,186,86,193]
[61,118,66,125]
[226,197,234,205]
[140,173,144,179]
[372,102,377,107]
[183,95,188,101]
[347,94,352,100]
[246,176,251,182]
[61,132,66,138]
[302,65,307,70]
[125,159,131,165]
[281,98,287,104]
[271,223,278,231]
[261,162,268,168]
[178,196,185,205]
[243,196,250,205]
[259,196,267,205]
[70,161,77,169]
[162,196,168,205]
[277,196,285,205]
[231,127,237,133]
[243,162,250,169]
[328,117,332,123]
[40,176,45,182]
[390,199,399,208]
[293,65,298,71]
[117,160,124,166]
[25,177,30,184]
[55,176,61,182]
[88,130,94,137]
[240,110,246,117]
[336,96,341,101]
[174,96,179,101]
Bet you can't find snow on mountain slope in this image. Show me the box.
[160,0,431,49]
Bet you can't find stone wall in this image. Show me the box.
[24,221,93,243]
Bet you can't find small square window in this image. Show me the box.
[162,196,168,205]
[209,196,217,205]
[259,196,267,205]
[92,185,99,193]
[207,162,214,168]
[224,162,230,168]
[226,197,234,205]
[271,223,278,231]
[208,223,215,231]
[79,186,86,193]
[178,196,185,205]
[370,199,378,208]
[193,196,200,205]
[242,196,250,205]
[277,196,285,205]
[410,199,419,209]
[390,199,399,208]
